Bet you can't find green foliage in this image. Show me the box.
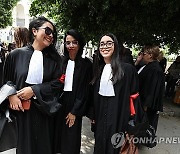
[0,0,19,28]
[30,0,180,54]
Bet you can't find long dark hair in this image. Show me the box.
[91,33,124,85]
[28,16,59,62]
[63,29,85,60]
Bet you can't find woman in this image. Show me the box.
[14,27,29,48]
[138,45,165,132]
[91,33,141,154]
[165,56,180,97]
[2,16,63,154]
[54,29,92,154]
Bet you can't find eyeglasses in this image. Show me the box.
[39,27,54,36]
[99,41,114,49]
[64,41,78,47]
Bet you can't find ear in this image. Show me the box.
[32,28,38,37]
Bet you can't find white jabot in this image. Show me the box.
[138,65,146,74]
[99,64,115,96]
[25,50,43,84]
[64,60,75,91]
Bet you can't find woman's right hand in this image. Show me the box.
[9,94,24,112]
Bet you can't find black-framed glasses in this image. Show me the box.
[39,27,54,36]
[64,41,78,47]
[99,41,114,49]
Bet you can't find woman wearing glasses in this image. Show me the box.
[54,29,92,154]
[91,34,142,154]
[138,45,164,133]
[1,16,63,154]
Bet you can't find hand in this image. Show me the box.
[16,87,34,100]
[66,113,76,127]
[9,95,24,111]
[91,119,95,124]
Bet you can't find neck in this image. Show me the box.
[69,53,77,61]
[104,57,111,64]
[32,41,45,51]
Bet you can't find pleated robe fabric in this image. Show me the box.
[1,46,63,154]
[54,57,92,154]
[138,61,165,111]
[93,63,142,154]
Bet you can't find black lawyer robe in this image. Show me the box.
[1,46,63,154]
[93,63,142,154]
[54,57,92,154]
[138,61,165,111]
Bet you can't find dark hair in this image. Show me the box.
[63,29,85,59]
[14,27,29,48]
[28,16,59,62]
[91,33,124,85]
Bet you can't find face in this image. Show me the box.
[99,35,114,61]
[65,35,79,57]
[32,22,54,49]
[142,52,152,64]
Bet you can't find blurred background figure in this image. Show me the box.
[7,42,16,52]
[138,45,165,133]
[119,42,134,65]
[0,43,6,86]
[158,51,167,73]
[165,56,180,97]
[14,27,29,48]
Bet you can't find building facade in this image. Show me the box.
[0,0,32,43]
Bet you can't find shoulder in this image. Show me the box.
[121,62,136,73]
[9,46,31,56]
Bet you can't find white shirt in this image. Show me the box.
[99,64,115,96]
[64,60,75,91]
[25,50,43,84]
[138,65,146,74]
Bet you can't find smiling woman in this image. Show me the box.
[54,29,93,154]
[1,16,64,154]
[90,33,143,154]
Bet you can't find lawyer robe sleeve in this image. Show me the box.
[142,69,164,110]
[71,59,93,116]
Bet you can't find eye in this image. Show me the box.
[100,42,104,47]
[107,42,112,46]
[72,41,78,45]
[65,41,71,45]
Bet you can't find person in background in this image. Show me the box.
[14,27,30,48]
[91,33,142,154]
[1,16,63,154]
[138,45,165,133]
[7,42,16,52]
[54,29,92,154]
[0,43,6,86]
[158,51,167,73]
[119,42,134,65]
[165,56,180,97]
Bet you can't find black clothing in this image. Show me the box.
[55,57,92,154]
[146,108,159,132]
[138,61,164,132]
[159,57,167,72]
[93,63,141,154]
[138,61,165,112]
[1,46,63,154]
[120,48,134,65]
[0,48,6,86]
